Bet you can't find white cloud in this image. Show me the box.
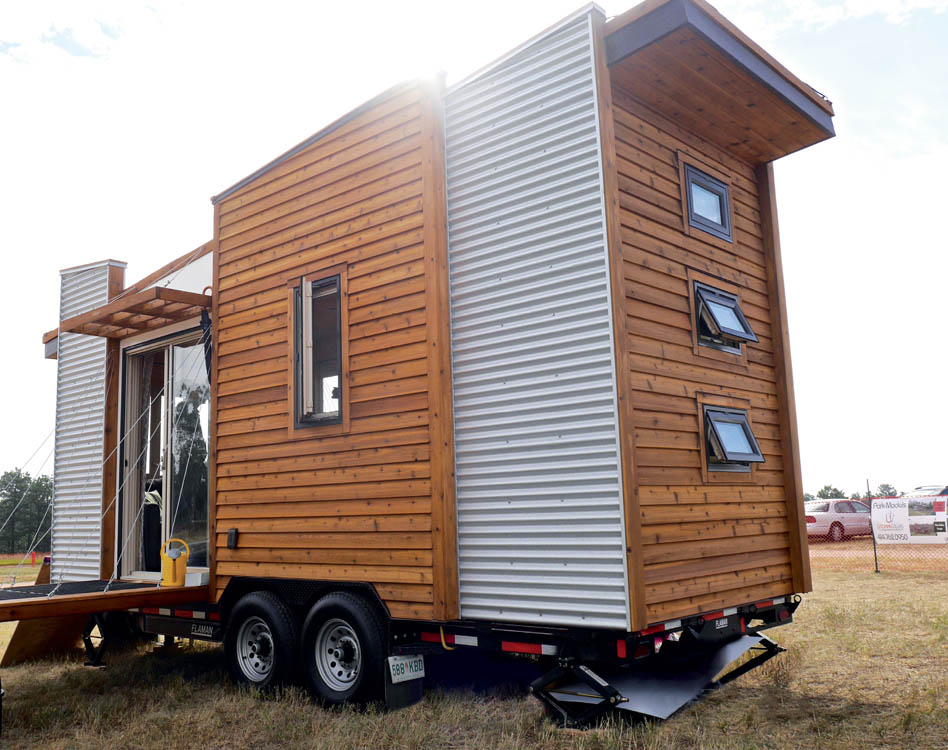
[715,0,948,38]
[0,1,162,64]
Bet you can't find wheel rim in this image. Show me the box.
[314,617,362,692]
[236,615,275,682]
[831,525,842,542]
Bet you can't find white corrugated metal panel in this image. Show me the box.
[52,263,114,582]
[444,10,630,630]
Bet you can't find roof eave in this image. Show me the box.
[604,0,835,139]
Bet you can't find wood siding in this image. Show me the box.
[608,83,798,624]
[211,82,454,621]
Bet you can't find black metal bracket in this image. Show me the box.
[529,659,628,728]
[706,635,784,693]
[82,613,110,667]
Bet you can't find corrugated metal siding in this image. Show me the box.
[444,11,630,630]
[52,265,111,582]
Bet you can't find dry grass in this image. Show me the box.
[2,567,947,749]
[0,561,43,586]
[808,536,948,573]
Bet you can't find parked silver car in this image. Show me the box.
[904,485,948,496]
[805,500,872,542]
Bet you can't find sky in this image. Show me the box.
[1,0,946,499]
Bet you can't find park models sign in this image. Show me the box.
[871,494,948,544]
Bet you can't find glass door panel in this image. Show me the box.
[167,341,210,568]
[123,349,166,575]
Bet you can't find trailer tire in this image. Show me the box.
[225,591,298,690]
[301,591,387,705]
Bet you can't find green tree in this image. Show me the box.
[0,469,53,555]
[876,483,898,498]
[816,485,846,499]
[804,493,816,502]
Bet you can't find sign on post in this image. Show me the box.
[871,497,948,544]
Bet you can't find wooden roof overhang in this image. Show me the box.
[56,286,212,340]
[42,242,215,357]
[604,0,836,163]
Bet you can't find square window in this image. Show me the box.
[704,406,764,472]
[684,163,732,242]
[694,281,757,352]
[691,181,723,225]
[295,274,342,424]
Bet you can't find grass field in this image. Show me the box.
[1,566,946,749]
[0,560,43,587]
[807,535,948,573]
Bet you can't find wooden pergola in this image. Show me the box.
[54,287,212,340]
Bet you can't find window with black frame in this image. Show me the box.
[694,281,758,354]
[296,274,342,425]
[704,406,765,472]
[684,163,732,241]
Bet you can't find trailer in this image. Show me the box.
[6,0,834,727]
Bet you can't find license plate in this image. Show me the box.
[387,654,425,684]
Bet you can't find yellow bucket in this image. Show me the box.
[160,538,190,588]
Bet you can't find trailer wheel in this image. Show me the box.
[225,591,298,690]
[301,591,386,705]
[829,522,844,543]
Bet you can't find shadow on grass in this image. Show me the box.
[424,650,547,696]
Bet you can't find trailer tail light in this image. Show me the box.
[501,640,558,656]
[641,618,681,637]
[421,631,478,647]
[616,640,627,659]
[805,515,816,524]
[778,608,791,621]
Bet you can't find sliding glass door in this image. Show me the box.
[167,341,210,567]
[120,331,209,578]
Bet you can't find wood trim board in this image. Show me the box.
[756,161,811,593]
[99,264,126,579]
[208,203,222,602]
[420,77,458,621]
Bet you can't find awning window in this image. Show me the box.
[705,406,765,470]
[694,282,757,349]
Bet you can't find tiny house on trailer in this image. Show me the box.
[4,0,833,724]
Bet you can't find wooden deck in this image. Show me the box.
[0,581,209,623]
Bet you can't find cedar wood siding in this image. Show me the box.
[211,82,455,621]
[608,83,798,625]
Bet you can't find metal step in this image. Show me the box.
[531,634,783,726]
